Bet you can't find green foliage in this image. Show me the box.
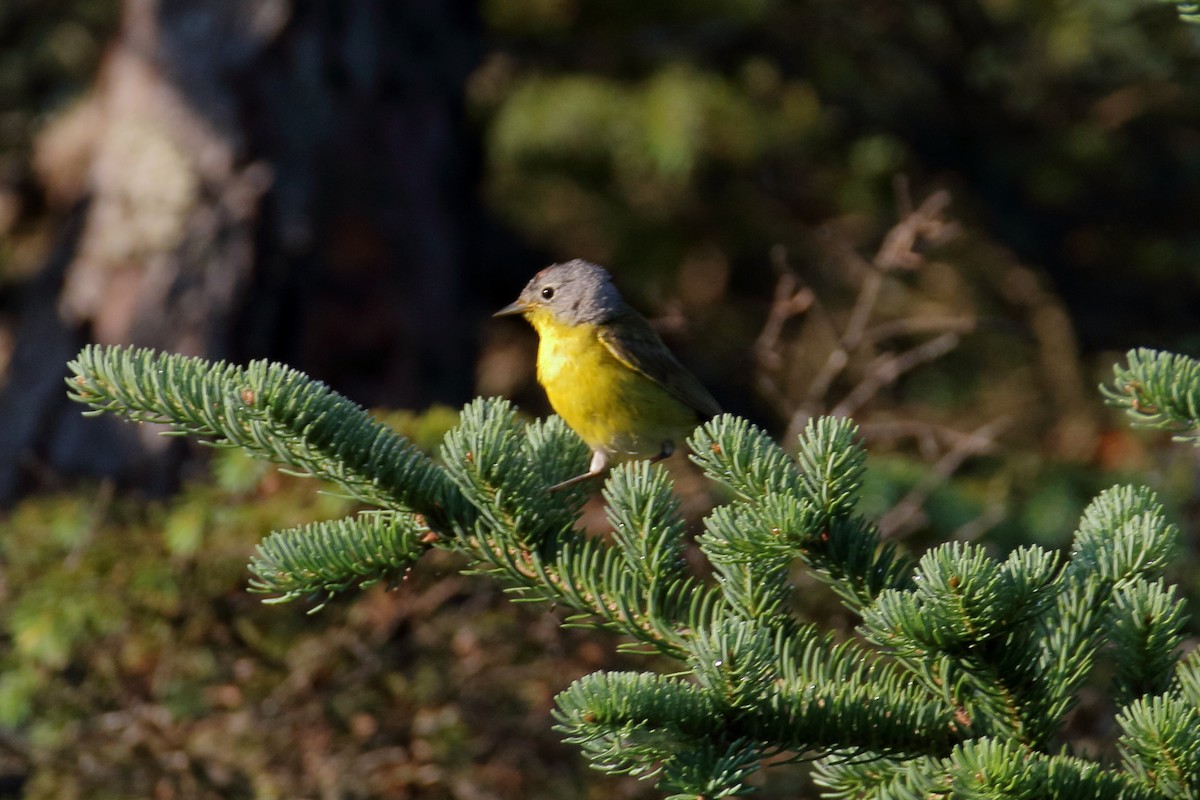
[474,0,1200,334]
[1168,1,1200,24]
[250,511,434,609]
[68,345,463,519]
[1109,579,1189,707]
[66,343,1200,797]
[1118,695,1200,797]
[816,737,1157,800]
[1105,348,1200,443]
[0,476,608,798]
[691,415,910,614]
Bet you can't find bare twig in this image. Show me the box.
[840,269,883,353]
[874,189,961,272]
[862,316,976,347]
[876,416,1011,539]
[801,188,961,416]
[759,188,979,479]
[830,331,961,420]
[800,244,874,410]
[858,418,1003,457]
[754,247,816,417]
[752,188,1005,542]
[754,248,815,374]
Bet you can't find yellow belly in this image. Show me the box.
[528,311,697,458]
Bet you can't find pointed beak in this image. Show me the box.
[493,299,529,318]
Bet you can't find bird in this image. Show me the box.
[495,259,720,491]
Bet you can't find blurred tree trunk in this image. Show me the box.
[0,0,487,501]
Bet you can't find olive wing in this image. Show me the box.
[597,313,721,420]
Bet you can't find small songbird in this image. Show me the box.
[495,260,721,491]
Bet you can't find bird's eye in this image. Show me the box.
[541,286,555,300]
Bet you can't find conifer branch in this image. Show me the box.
[249,511,433,610]
[698,496,808,634]
[557,628,957,798]
[1028,576,1110,745]
[691,415,909,614]
[689,414,802,500]
[815,738,1160,799]
[861,542,1059,742]
[66,345,463,524]
[1117,695,1200,797]
[730,630,959,758]
[603,461,688,590]
[439,399,723,657]
[1167,1,1200,24]
[1174,650,1200,710]
[65,344,1200,796]
[1108,579,1188,707]
[1027,485,1178,746]
[1104,348,1200,443]
[805,514,912,609]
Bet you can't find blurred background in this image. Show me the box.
[1,0,1199,797]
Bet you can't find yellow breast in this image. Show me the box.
[526,308,700,459]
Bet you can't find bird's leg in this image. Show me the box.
[649,440,675,464]
[548,449,610,493]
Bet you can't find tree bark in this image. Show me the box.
[0,0,487,502]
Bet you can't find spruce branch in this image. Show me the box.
[1039,484,1179,719]
[1117,695,1200,797]
[603,460,688,589]
[1108,579,1189,707]
[440,397,586,544]
[698,495,809,633]
[1024,485,1179,746]
[657,741,765,800]
[692,415,909,613]
[1029,576,1110,745]
[752,634,959,759]
[66,345,462,523]
[851,484,1180,753]
[793,416,866,519]
[945,738,1156,800]
[860,543,1059,742]
[689,414,802,500]
[815,738,1158,800]
[1065,484,1177,588]
[440,398,722,657]
[811,755,933,800]
[571,618,956,790]
[1166,1,1200,24]
[554,671,726,781]
[1104,348,1200,443]
[861,543,1058,656]
[249,511,433,610]
[67,345,474,607]
[1174,649,1200,710]
[65,344,1200,796]
[685,618,785,712]
[806,514,912,609]
[558,623,958,798]
[791,417,911,607]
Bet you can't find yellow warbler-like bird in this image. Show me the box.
[495,260,721,491]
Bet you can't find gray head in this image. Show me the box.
[495,259,628,325]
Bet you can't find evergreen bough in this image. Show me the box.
[66,344,1200,798]
[1168,1,1200,25]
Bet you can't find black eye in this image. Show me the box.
[541,286,555,300]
